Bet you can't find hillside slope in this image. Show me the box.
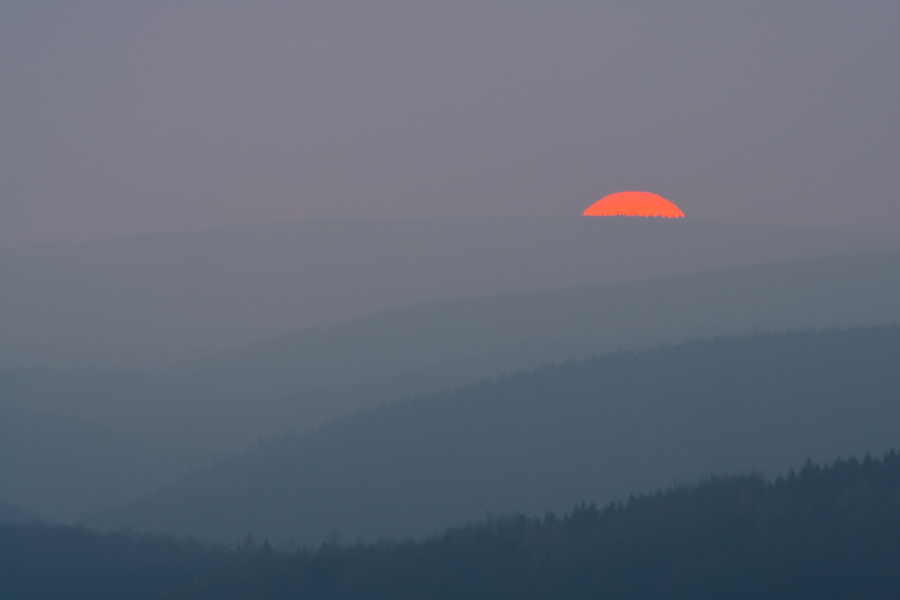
[0,405,177,521]
[8,452,900,599]
[2,250,899,471]
[2,217,898,368]
[4,251,900,521]
[92,327,900,544]
[165,453,900,600]
[195,248,900,405]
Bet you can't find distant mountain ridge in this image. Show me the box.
[91,326,900,545]
[180,249,900,423]
[2,217,898,368]
[0,249,899,523]
[4,249,900,450]
[3,250,900,523]
[203,247,900,378]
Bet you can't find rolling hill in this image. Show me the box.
[191,248,900,405]
[90,326,900,545]
[2,217,898,368]
[2,250,900,524]
[7,452,900,599]
[3,249,900,462]
[0,404,177,521]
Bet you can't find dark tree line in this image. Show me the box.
[4,451,900,599]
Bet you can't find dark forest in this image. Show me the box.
[4,452,900,599]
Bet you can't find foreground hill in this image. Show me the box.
[2,217,898,368]
[6,452,900,599]
[92,327,900,544]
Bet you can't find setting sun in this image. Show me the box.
[583,191,684,218]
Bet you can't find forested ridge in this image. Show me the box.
[4,452,900,599]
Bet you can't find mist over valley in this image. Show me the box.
[3,1,900,596]
[2,242,900,526]
[2,217,898,369]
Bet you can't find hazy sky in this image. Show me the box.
[3,1,899,245]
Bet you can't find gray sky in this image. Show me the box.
[3,1,899,245]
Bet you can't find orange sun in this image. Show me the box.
[583,191,684,218]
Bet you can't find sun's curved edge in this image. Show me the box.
[582,191,685,218]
